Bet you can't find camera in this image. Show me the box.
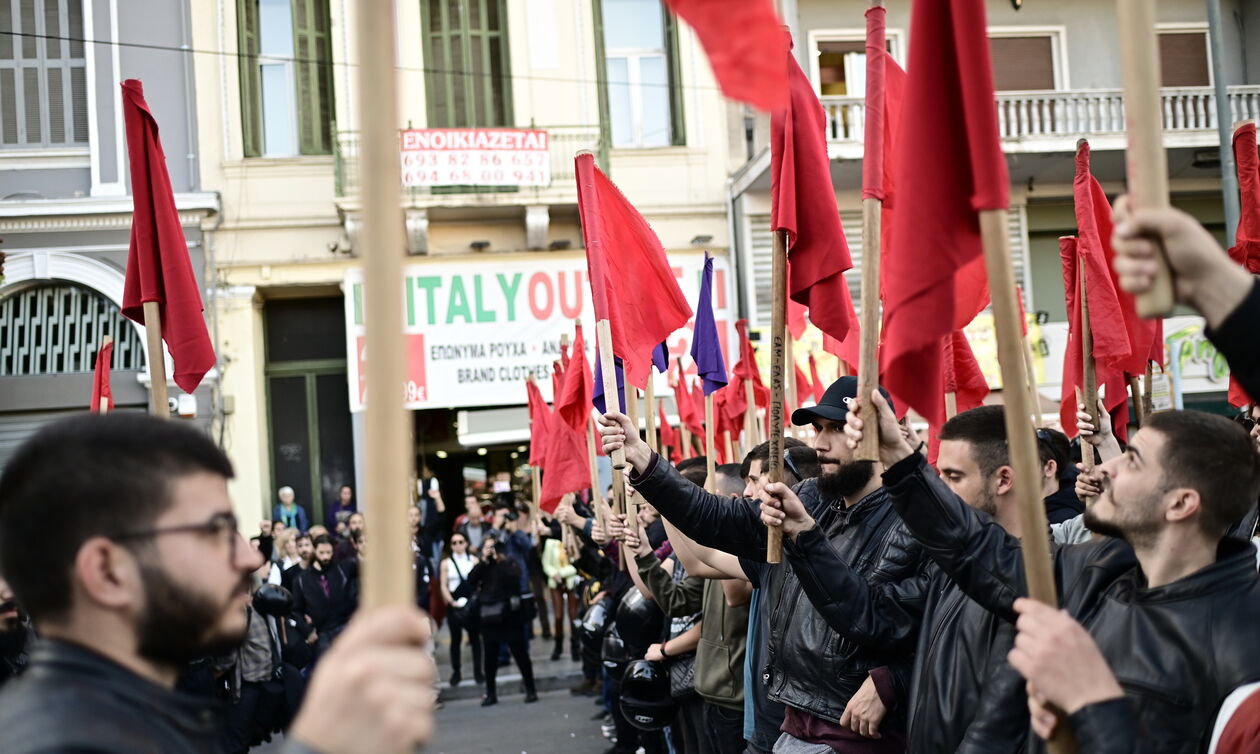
[493,491,520,521]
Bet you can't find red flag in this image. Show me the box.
[658,399,683,464]
[881,0,1007,430]
[794,364,812,408]
[808,352,826,402]
[686,377,708,439]
[120,80,215,394]
[927,330,991,462]
[661,0,787,112]
[820,284,862,372]
[551,360,565,400]
[90,341,115,413]
[526,380,553,467]
[1016,286,1030,338]
[1229,122,1260,406]
[539,423,592,512]
[1058,237,1131,436]
[576,153,693,389]
[732,320,770,408]
[556,324,592,432]
[771,43,855,344]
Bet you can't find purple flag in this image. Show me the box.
[593,351,627,415]
[690,255,728,396]
[652,341,669,373]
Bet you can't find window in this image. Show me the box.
[1158,29,1210,87]
[594,0,684,148]
[0,283,145,376]
[421,0,513,128]
[238,0,335,157]
[806,29,904,98]
[988,35,1057,91]
[0,0,87,148]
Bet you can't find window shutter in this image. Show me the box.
[237,0,262,157]
[292,0,333,155]
[988,36,1055,91]
[1158,32,1209,88]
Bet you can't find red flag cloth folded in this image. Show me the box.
[120,80,215,394]
[928,330,990,462]
[808,353,826,402]
[576,153,693,389]
[1059,237,1130,436]
[820,284,862,372]
[90,341,115,413]
[526,380,553,467]
[732,320,770,408]
[672,362,705,440]
[539,423,591,512]
[556,324,593,432]
[661,0,786,112]
[770,42,856,345]
[658,399,683,464]
[794,364,813,407]
[1229,123,1260,406]
[686,377,708,439]
[552,360,565,400]
[881,0,1007,430]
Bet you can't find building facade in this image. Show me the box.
[0,0,218,468]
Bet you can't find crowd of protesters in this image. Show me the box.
[2,202,1260,754]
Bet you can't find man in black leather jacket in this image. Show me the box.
[601,377,926,752]
[0,413,437,754]
[761,405,1031,754]
[844,388,1260,754]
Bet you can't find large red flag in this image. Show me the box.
[526,380,553,467]
[881,0,1007,429]
[556,324,592,432]
[539,423,591,512]
[576,153,693,389]
[770,42,855,344]
[90,341,115,413]
[120,80,215,394]
[1229,122,1260,406]
[662,0,786,112]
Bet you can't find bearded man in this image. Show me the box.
[601,376,927,753]
[0,413,436,754]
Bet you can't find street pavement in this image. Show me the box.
[428,688,610,754]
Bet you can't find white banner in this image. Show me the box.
[343,252,736,412]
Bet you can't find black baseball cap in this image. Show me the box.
[791,376,895,427]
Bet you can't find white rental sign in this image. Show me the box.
[399,128,551,187]
[343,252,735,412]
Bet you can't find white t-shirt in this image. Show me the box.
[444,552,475,608]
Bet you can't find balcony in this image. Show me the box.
[821,85,1260,157]
[333,125,605,205]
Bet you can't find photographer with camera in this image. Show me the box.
[467,534,538,707]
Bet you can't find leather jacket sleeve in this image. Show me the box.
[781,525,930,651]
[1206,280,1260,404]
[882,452,1026,623]
[1067,698,1138,754]
[636,552,705,618]
[957,628,1031,750]
[630,453,769,562]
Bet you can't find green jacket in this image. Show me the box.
[636,552,749,710]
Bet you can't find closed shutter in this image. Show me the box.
[989,36,1055,91]
[746,205,1031,327]
[292,0,333,155]
[0,410,76,474]
[237,0,262,157]
[1158,32,1209,88]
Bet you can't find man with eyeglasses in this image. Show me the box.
[0,413,436,754]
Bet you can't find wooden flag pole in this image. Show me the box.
[645,379,658,453]
[978,209,1061,622]
[767,229,789,563]
[1129,376,1147,426]
[355,0,411,611]
[586,418,606,530]
[1080,263,1101,434]
[724,430,736,466]
[1076,387,1095,473]
[142,303,169,419]
[944,392,958,420]
[856,194,883,461]
[1143,361,1155,418]
[744,380,760,449]
[594,320,627,518]
[1116,0,1175,317]
[1023,331,1043,427]
[626,384,641,444]
[681,424,693,460]
[705,394,717,493]
[97,335,114,414]
[526,375,541,521]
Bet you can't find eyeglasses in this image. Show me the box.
[1233,414,1257,432]
[783,450,803,482]
[113,512,242,561]
[451,539,467,545]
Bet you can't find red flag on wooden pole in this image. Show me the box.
[90,338,115,413]
[120,80,215,401]
[880,0,1007,429]
[1229,121,1260,406]
[771,43,856,346]
[556,324,592,433]
[658,399,683,464]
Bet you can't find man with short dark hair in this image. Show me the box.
[0,413,435,754]
[291,535,359,656]
[714,464,746,497]
[763,405,1033,752]
[847,392,1260,752]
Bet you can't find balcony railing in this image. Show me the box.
[821,85,1260,146]
[333,125,604,198]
